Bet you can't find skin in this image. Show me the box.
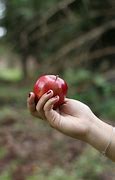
[27,90,115,162]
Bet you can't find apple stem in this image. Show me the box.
[55,75,59,81]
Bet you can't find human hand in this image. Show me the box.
[27,90,115,161]
[27,90,95,141]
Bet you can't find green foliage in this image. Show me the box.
[2,0,115,57]
[0,0,114,80]
[64,68,115,120]
[0,1,114,179]
[0,68,22,81]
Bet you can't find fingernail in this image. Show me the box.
[47,90,52,94]
[28,93,31,97]
[54,95,59,99]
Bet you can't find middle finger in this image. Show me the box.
[36,90,53,118]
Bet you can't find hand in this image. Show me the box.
[27,90,95,142]
[27,91,115,161]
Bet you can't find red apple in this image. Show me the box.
[33,75,68,108]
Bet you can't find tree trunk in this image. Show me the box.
[21,54,28,80]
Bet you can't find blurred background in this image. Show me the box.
[0,0,115,179]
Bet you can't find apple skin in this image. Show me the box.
[33,75,68,108]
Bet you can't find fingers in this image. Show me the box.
[27,91,61,128]
[27,92,36,112]
[36,90,53,113]
[44,96,61,128]
[44,96,59,112]
[35,90,54,119]
[27,90,55,120]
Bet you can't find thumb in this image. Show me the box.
[43,96,61,129]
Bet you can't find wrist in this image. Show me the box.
[86,114,112,153]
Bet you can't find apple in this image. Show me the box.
[33,75,68,108]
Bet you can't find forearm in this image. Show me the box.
[87,115,115,161]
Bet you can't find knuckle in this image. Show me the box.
[50,114,60,129]
[50,119,55,128]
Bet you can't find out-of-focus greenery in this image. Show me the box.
[64,68,115,120]
[1,0,115,77]
[0,68,22,81]
[0,81,114,180]
[0,0,115,179]
[0,67,114,119]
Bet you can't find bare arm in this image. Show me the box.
[87,115,115,161]
[27,91,115,162]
